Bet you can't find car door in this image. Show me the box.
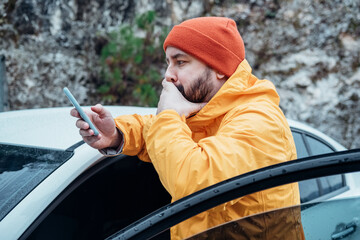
[106,149,360,240]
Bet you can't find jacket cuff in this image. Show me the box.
[99,129,124,156]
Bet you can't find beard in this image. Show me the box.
[176,67,213,103]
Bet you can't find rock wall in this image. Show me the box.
[0,0,359,148]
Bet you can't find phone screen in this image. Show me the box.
[63,87,99,136]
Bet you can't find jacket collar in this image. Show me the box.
[187,59,279,126]
[187,59,253,123]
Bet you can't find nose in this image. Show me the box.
[165,66,177,83]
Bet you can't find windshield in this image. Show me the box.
[0,143,73,221]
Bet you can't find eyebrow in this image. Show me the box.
[171,53,188,59]
[166,53,189,62]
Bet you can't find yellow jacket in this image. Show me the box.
[114,59,301,239]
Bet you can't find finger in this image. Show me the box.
[162,80,183,97]
[161,79,167,87]
[194,102,207,112]
[83,134,102,145]
[161,79,173,90]
[80,128,95,137]
[76,119,89,130]
[187,102,207,117]
[70,108,81,118]
[91,104,110,118]
[198,102,207,109]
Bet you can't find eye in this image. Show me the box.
[177,60,185,65]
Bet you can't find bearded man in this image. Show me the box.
[71,17,303,240]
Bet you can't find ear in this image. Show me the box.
[215,71,226,81]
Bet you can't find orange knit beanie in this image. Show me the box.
[163,17,245,77]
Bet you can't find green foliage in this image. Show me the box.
[99,11,168,107]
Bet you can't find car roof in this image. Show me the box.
[0,106,156,150]
[0,106,345,151]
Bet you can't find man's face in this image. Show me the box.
[165,47,216,103]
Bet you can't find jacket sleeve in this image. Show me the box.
[114,114,155,162]
[143,107,296,201]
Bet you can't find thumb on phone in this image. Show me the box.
[91,104,111,118]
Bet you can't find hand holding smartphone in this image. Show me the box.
[64,87,100,136]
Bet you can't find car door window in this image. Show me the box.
[318,175,344,195]
[291,131,309,159]
[299,174,346,203]
[301,135,347,201]
[291,131,348,203]
[299,179,320,202]
[306,135,334,155]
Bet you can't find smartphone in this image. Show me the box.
[63,87,100,136]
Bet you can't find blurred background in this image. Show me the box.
[0,0,359,148]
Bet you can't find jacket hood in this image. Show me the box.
[187,59,280,126]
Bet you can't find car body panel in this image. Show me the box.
[0,107,83,150]
[0,106,156,150]
[301,197,360,240]
[0,106,357,240]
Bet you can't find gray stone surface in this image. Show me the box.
[0,0,359,148]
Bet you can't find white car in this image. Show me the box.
[0,106,359,240]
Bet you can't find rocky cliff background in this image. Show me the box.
[0,0,359,149]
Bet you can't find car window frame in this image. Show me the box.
[290,127,337,155]
[107,149,360,240]
[291,127,349,203]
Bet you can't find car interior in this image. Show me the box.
[24,155,171,240]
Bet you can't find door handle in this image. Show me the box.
[332,218,359,240]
